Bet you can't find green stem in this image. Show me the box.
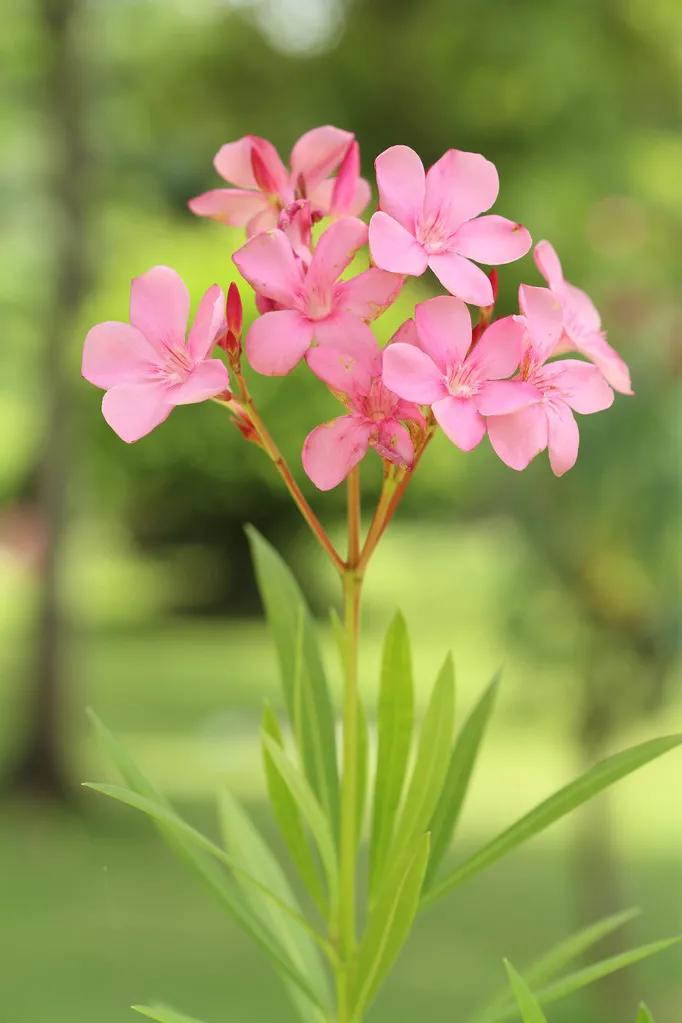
[336,469,363,1022]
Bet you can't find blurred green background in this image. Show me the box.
[1,0,680,1020]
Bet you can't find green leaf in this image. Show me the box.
[487,937,680,1022]
[423,734,682,906]
[635,1003,655,1023]
[132,1005,207,1023]
[246,525,339,836]
[474,907,640,1023]
[262,736,338,901]
[261,704,327,914]
[354,833,430,1017]
[369,612,415,896]
[534,937,681,1011]
[218,788,331,1021]
[384,654,455,893]
[84,780,329,1011]
[426,671,500,887]
[503,961,548,1023]
[525,907,640,988]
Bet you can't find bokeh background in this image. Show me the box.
[1,0,681,1020]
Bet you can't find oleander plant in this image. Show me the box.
[81,126,679,1023]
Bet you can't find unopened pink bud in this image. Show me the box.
[226,282,243,339]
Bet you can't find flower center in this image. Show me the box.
[415,213,451,254]
[304,283,333,321]
[360,379,398,422]
[446,363,478,398]
[156,342,193,385]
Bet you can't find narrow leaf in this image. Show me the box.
[87,716,324,1009]
[474,907,640,1023]
[370,612,415,895]
[384,654,455,894]
[355,834,430,1017]
[246,525,339,835]
[132,1006,207,1023]
[424,734,682,906]
[84,781,329,1011]
[487,938,680,1023]
[262,704,327,914]
[534,937,681,1011]
[329,606,368,838]
[503,961,548,1023]
[635,1003,655,1023]
[262,736,338,900]
[218,788,331,1020]
[426,671,500,886]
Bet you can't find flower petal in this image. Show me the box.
[541,359,614,414]
[428,252,493,305]
[518,284,564,360]
[312,310,379,353]
[290,125,353,191]
[432,395,486,451]
[475,379,541,415]
[369,212,429,275]
[561,281,602,335]
[307,333,380,398]
[187,284,226,361]
[424,149,499,230]
[468,315,525,379]
[215,136,288,193]
[302,415,371,491]
[130,266,190,350]
[375,420,414,466]
[389,318,419,346]
[306,217,368,299]
[375,145,426,232]
[82,322,159,388]
[487,405,548,471]
[188,188,269,227]
[233,229,303,307]
[453,215,531,265]
[414,295,472,372]
[534,240,564,288]
[336,268,403,321]
[571,331,633,395]
[101,382,171,443]
[382,342,447,404]
[168,359,229,405]
[547,402,580,476]
[245,309,314,376]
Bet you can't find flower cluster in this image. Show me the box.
[82,126,631,483]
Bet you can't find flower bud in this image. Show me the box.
[226,282,243,339]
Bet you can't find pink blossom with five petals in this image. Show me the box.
[369,146,532,307]
[189,126,369,236]
[82,266,228,443]
[486,285,615,476]
[382,295,536,451]
[303,336,423,491]
[534,240,632,395]
[233,217,404,375]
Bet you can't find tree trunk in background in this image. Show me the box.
[9,0,88,798]
[573,666,636,1019]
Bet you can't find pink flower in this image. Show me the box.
[368,146,532,306]
[303,335,423,491]
[189,127,369,236]
[487,285,615,476]
[534,240,632,395]
[233,217,404,376]
[382,295,536,451]
[82,266,228,443]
